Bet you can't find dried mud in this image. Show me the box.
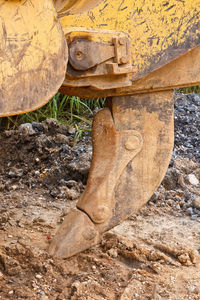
[0,108,199,299]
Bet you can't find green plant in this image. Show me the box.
[0,93,106,142]
[179,85,200,94]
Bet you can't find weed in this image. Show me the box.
[179,85,200,94]
[0,93,106,142]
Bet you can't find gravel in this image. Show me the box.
[174,92,200,162]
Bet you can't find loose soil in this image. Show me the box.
[0,101,199,300]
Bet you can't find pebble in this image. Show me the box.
[68,126,76,134]
[19,123,35,135]
[191,214,198,220]
[183,221,188,225]
[174,92,200,162]
[8,290,14,295]
[189,285,195,293]
[186,207,193,216]
[35,274,43,279]
[188,174,199,186]
[39,291,45,295]
[32,211,39,216]
[108,248,118,258]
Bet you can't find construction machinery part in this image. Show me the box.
[63,29,133,90]
[0,0,68,117]
[49,90,174,258]
[59,0,200,97]
[0,0,200,260]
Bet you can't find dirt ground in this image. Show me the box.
[0,118,199,300]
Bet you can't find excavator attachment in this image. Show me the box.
[49,0,200,258]
[1,0,200,258]
[49,90,174,258]
[0,0,68,117]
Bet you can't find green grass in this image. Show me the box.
[179,85,200,94]
[0,93,106,141]
[1,85,199,141]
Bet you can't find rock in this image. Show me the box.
[8,167,23,178]
[178,253,192,266]
[108,248,118,258]
[68,154,91,175]
[184,192,191,201]
[54,134,69,144]
[32,211,39,216]
[19,123,35,135]
[68,126,76,134]
[188,174,199,186]
[174,92,200,162]
[45,118,59,131]
[66,188,79,200]
[36,134,52,149]
[8,290,14,295]
[65,180,78,188]
[186,207,193,216]
[191,214,198,220]
[59,187,79,200]
[32,122,44,132]
[188,285,195,293]
[39,291,45,295]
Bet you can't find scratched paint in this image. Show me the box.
[59,0,200,78]
[0,0,67,117]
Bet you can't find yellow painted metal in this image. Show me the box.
[1,0,200,113]
[0,0,68,117]
[54,0,102,15]
[59,0,200,79]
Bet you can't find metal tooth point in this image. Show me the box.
[124,136,140,151]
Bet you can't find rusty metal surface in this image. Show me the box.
[60,45,200,98]
[77,108,143,227]
[0,0,68,117]
[49,208,101,259]
[79,91,174,233]
[49,91,174,258]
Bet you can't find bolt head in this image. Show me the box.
[92,205,110,224]
[120,56,129,64]
[124,136,140,151]
[118,37,126,45]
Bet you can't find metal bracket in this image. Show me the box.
[68,34,132,74]
[63,28,135,90]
